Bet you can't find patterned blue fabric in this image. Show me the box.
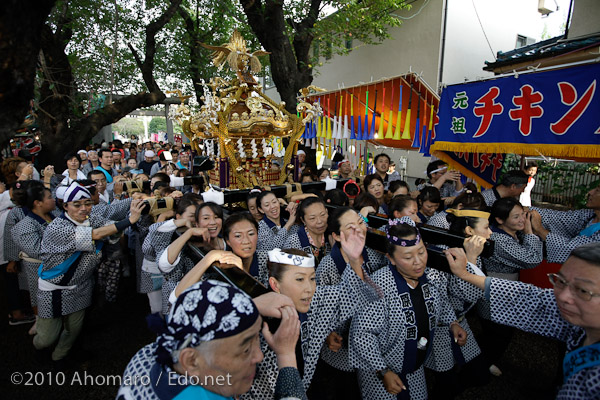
[153,280,259,367]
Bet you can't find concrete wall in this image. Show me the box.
[311,0,444,91]
[567,0,600,39]
[264,0,444,100]
[442,0,544,85]
[264,0,548,183]
[92,125,112,144]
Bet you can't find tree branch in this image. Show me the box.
[127,42,144,72]
[135,0,183,93]
[240,0,268,45]
[298,0,321,32]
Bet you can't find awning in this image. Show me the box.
[303,73,440,153]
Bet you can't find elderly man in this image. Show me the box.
[530,183,600,263]
[294,149,307,177]
[118,280,306,400]
[447,242,600,399]
[176,150,191,170]
[82,150,99,175]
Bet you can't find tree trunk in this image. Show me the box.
[35,0,182,167]
[176,3,206,105]
[240,0,319,114]
[0,0,56,146]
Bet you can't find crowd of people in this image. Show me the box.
[1,140,599,400]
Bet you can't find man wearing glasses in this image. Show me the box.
[88,169,112,205]
[446,242,600,399]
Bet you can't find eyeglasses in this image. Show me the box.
[547,273,600,302]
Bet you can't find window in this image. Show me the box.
[516,34,535,49]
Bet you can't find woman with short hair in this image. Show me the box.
[284,197,331,266]
[349,221,461,400]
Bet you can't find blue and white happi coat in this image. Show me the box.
[531,207,599,263]
[257,215,298,251]
[316,243,386,372]
[38,213,114,318]
[151,221,201,315]
[241,265,379,400]
[283,225,331,266]
[11,210,57,307]
[424,247,486,372]
[485,277,600,400]
[349,265,456,400]
[483,227,544,276]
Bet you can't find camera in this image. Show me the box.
[141,197,178,216]
[122,180,152,193]
[192,156,215,175]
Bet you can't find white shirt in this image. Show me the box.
[519,177,535,207]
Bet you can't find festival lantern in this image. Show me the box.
[378,86,385,139]
[393,83,403,140]
[385,84,394,139]
[402,82,413,140]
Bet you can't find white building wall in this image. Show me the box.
[568,0,600,39]
[442,0,544,85]
[264,0,443,101]
[264,0,549,185]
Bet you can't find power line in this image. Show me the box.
[471,0,496,61]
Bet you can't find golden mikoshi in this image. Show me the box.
[169,30,322,189]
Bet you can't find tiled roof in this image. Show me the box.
[483,33,600,70]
